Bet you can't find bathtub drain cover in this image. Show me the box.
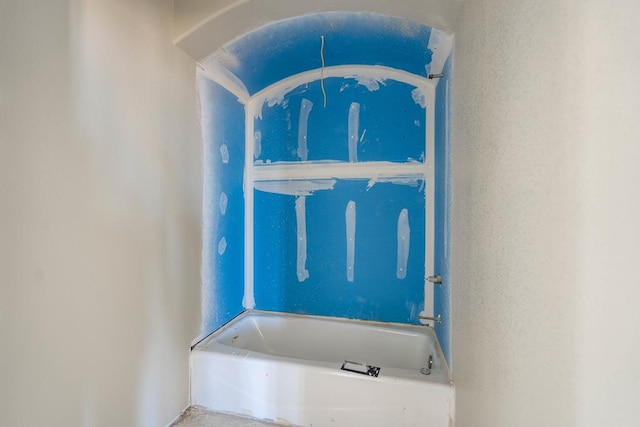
[341,361,380,377]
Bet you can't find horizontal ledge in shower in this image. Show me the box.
[251,161,428,182]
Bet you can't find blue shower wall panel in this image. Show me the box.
[251,190,295,311]
[433,54,452,364]
[222,13,433,94]
[255,78,426,163]
[254,181,425,324]
[199,75,245,338]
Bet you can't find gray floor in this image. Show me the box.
[169,406,283,427]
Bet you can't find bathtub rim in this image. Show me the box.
[192,309,451,379]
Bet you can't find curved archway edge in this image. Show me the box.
[173,0,461,61]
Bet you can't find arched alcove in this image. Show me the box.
[196,12,452,363]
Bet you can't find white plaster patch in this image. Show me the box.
[426,28,454,77]
[297,98,313,161]
[218,236,227,255]
[252,83,303,120]
[205,46,241,71]
[348,103,360,163]
[265,94,286,109]
[219,192,228,215]
[265,84,303,109]
[254,179,336,196]
[411,87,428,108]
[295,196,310,282]
[253,131,262,159]
[346,201,356,282]
[220,144,229,163]
[354,76,386,91]
[397,209,410,279]
[367,176,422,189]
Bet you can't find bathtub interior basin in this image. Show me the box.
[190,311,454,427]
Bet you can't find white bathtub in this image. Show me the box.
[190,311,454,427]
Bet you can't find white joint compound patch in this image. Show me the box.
[297,98,313,161]
[348,103,360,163]
[426,28,454,77]
[220,144,229,164]
[354,76,386,91]
[218,236,227,255]
[254,131,262,158]
[397,209,410,279]
[220,192,228,215]
[346,201,356,282]
[253,179,336,196]
[411,87,428,109]
[295,196,310,282]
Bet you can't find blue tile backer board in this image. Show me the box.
[255,78,426,163]
[254,181,426,324]
[199,11,451,366]
[199,75,245,338]
[218,12,433,95]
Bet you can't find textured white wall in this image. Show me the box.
[452,0,640,426]
[0,0,201,425]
